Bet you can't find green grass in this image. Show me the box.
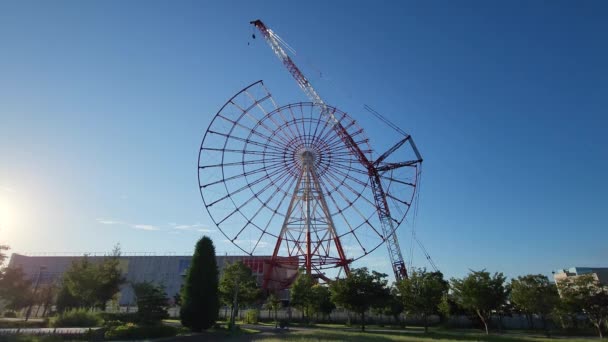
[254,327,600,342]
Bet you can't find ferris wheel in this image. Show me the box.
[198,20,423,288]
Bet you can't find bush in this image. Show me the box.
[98,312,138,324]
[244,309,259,324]
[3,311,17,318]
[50,308,102,327]
[104,323,178,340]
[279,319,289,329]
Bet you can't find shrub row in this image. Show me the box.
[104,323,178,340]
[50,309,102,328]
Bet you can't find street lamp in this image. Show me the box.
[25,265,46,321]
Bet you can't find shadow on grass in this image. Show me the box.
[250,327,598,342]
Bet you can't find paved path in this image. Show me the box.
[0,327,99,335]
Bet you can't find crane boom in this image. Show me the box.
[251,19,416,281]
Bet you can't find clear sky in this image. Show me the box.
[1,1,607,281]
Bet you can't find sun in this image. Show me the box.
[0,196,18,239]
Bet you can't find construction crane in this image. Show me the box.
[251,19,423,281]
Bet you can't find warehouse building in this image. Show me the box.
[8,253,294,305]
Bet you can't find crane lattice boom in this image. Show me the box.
[251,19,421,281]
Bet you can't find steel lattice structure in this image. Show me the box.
[198,20,422,287]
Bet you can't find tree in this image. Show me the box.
[218,260,259,330]
[180,236,220,332]
[312,284,335,320]
[558,274,608,338]
[450,270,508,335]
[265,292,282,328]
[96,244,124,309]
[0,266,32,311]
[385,287,405,326]
[329,267,390,332]
[0,245,9,266]
[56,281,81,312]
[58,245,125,310]
[290,272,315,321]
[397,269,448,332]
[132,282,169,324]
[510,274,559,335]
[37,283,57,317]
[372,285,403,327]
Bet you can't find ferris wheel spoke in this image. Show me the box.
[271,107,302,143]
[209,130,287,154]
[320,174,383,238]
[201,147,283,157]
[206,164,286,206]
[286,106,306,144]
[320,170,367,202]
[200,156,283,169]
[250,174,299,246]
[313,110,347,146]
[225,168,294,240]
[242,89,291,143]
[309,106,334,147]
[326,165,369,187]
[217,166,291,226]
[217,113,290,152]
[252,114,296,147]
[202,160,283,189]
[316,177,372,252]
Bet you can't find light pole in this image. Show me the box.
[25,265,46,321]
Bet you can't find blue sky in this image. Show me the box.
[1,1,607,281]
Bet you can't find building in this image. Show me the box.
[553,267,608,286]
[7,253,294,305]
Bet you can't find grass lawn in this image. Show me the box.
[254,327,600,342]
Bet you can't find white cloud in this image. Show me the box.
[96,218,160,232]
[96,218,125,225]
[132,224,160,231]
[172,223,216,233]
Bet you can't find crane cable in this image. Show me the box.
[362,106,438,273]
[363,104,408,137]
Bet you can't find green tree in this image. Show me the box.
[450,270,508,335]
[58,245,125,310]
[56,281,81,312]
[0,266,32,311]
[132,282,169,324]
[385,287,405,326]
[510,274,559,335]
[397,268,448,332]
[218,260,259,330]
[329,267,390,332]
[558,274,608,338]
[180,236,220,332]
[312,284,335,320]
[265,292,282,328]
[96,245,124,309]
[290,272,315,321]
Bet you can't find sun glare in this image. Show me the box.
[0,196,18,239]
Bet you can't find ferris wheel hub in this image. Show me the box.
[298,149,316,166]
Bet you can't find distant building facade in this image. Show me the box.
[8,253,292,305]
[553,267,608,287]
